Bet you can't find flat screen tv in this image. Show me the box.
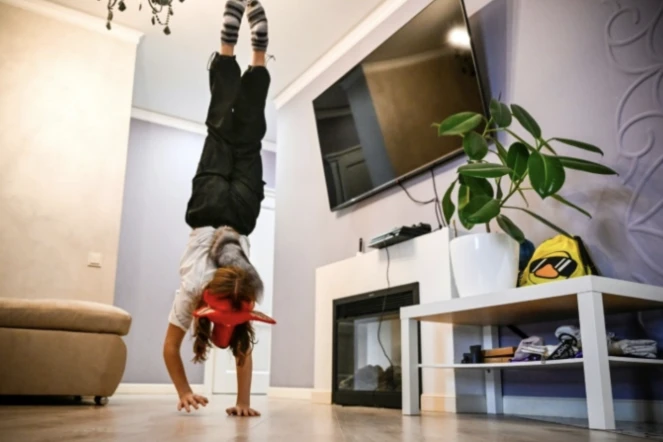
[313,0,487,211]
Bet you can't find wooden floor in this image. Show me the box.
[0,395,644,442]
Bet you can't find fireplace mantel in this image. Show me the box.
[313,228,485,411]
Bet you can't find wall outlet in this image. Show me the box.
[88,252,103,268]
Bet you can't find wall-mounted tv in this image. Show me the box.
[313,0,487,211]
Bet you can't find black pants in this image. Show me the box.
[185,54,271,236]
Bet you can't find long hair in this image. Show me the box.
[192,266,258,365]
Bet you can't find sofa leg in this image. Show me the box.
[94,396,109,406]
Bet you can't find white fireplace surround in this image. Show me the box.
[313,228,486,411]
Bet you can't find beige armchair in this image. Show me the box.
[0,298,131,405]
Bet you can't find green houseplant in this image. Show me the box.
[433,99,617,297]
[434,99,618,241]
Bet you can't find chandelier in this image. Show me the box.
[100,0,185,35]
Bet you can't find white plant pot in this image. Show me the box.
[450,232,519,298]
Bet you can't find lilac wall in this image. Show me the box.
[467,0,663,400]
[271,0,663,397]
[262,150,277,189]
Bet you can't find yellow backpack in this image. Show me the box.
[519,235,599,287]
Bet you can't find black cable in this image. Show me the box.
[398,181,436,205]
[374,175,443,398]
[372,247,394,404]
[398,178,442,228]
[385,246,391,289]
[430,169,445,229]
[376,248,392,366]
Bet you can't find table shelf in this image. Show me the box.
[400,276,663,326]
[399,276,663,431]
[420,356,663,370]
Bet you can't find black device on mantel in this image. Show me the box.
[368,223,432,249]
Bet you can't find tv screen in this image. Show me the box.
[313,0,486,211]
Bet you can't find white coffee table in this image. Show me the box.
[399,276,663,430]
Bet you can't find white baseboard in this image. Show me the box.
[421,394,455,413]
[115,383,207,395]
[503,396,663,423]
[311,389,332,404]
[421,394,487,414]
[421,395,663,423]
[267,387,312,400]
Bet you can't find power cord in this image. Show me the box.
[372,171,444,400]
[397,171,444,230]
[385,246,391,288]
[430,169,445,229]
[377,247,393,368]
[372,246,394,404]
[398,180,436,205]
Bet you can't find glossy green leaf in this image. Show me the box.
[552,194,592,218]
[470,200,501,224]
[442,180,457,225]
[496,178,503,199]
[557,156,618,175]
[553,138,604,156]
[462,195,500,224]
[458,184,471,211]
[461,195,490,213]
[507,207,572,237]
[458,212,475,231]
[463,132,488,160]
[457,184,474,230]
[493,139,508,165]
[437,112,483,136]
[460,175,494,198]
[507,142,530,180]
[496,214,525,243]
[528,151,566,198]
[490,99,512,128]
[511,104,542,139]
[458,163,512,178]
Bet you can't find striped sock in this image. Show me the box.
[247,0,268,52]
[221,0,246,46]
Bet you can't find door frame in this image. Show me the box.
[202,187,276,395]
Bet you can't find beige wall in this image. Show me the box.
[0,3,138,304]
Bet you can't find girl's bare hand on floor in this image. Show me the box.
[226,404,261,417]
[178,392,209,413]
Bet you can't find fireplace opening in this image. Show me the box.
[332,283,420,409]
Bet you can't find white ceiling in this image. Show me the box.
[47,0,386,142]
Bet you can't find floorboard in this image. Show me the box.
[0,396,646,442]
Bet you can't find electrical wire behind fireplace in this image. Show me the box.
[377,247,394,367]
[369,169,439,405]
[372,246,394,405]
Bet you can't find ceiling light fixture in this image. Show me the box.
[100,0,185,35]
